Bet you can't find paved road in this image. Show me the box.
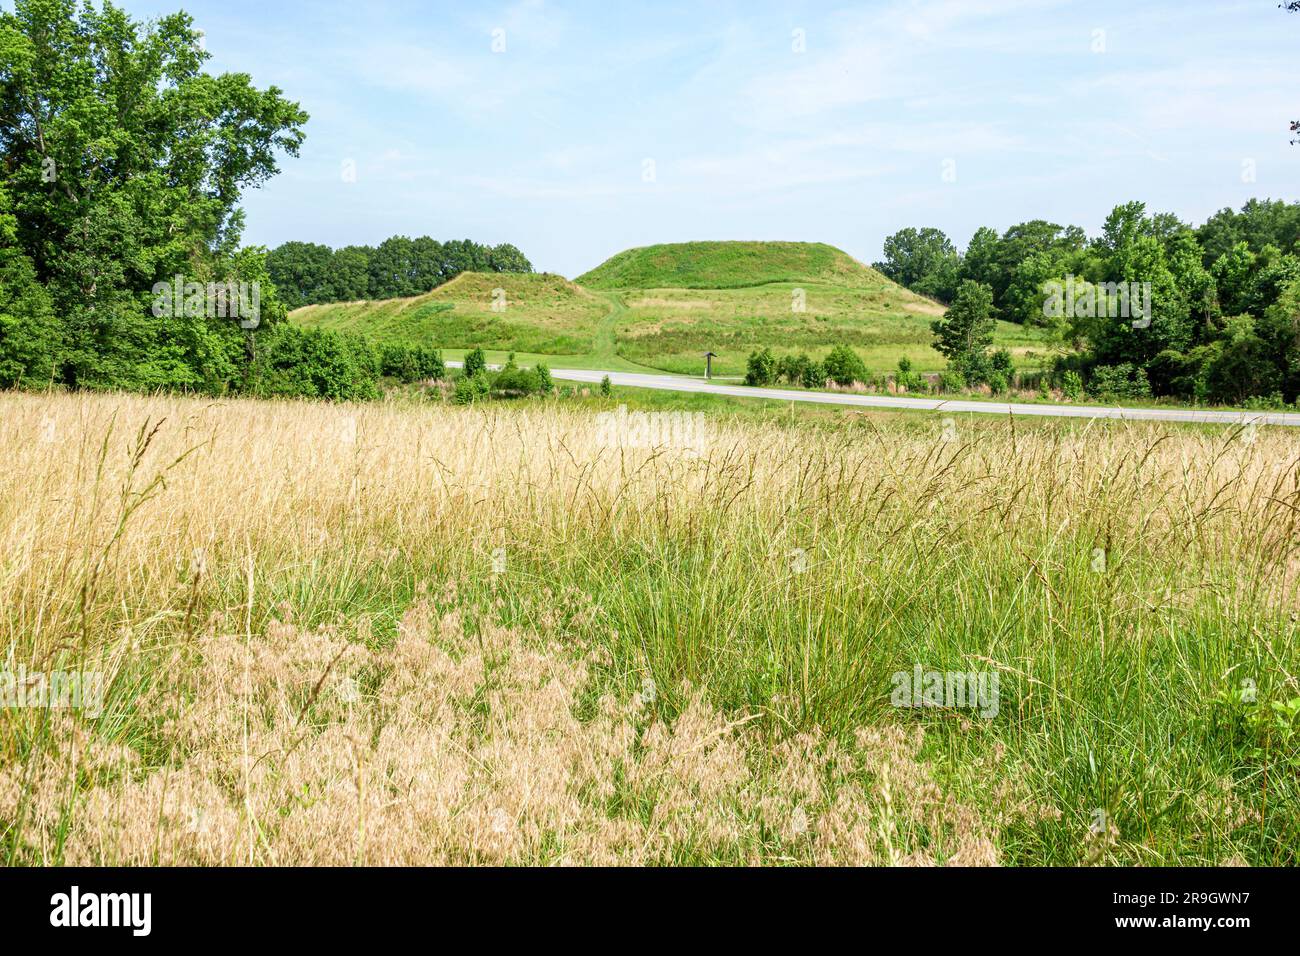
[447,363,1300,427]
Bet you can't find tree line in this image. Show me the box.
[878,200,1300,405]
[267,237,532,309]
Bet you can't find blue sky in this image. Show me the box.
[130,0,1300,277]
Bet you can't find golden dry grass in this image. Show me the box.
[1,390,1297,865]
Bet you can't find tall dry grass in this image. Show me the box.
[1,390,1297,864]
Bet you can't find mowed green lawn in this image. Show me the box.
[291,241,1051,378]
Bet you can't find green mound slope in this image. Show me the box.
[291,272,608,355]
[576,240,879,290]
[290,242,1047,380]
[574,242,1041,376]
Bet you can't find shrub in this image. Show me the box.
[600,375,612,397]
[990,348,1014,380]
[775,354,801,383]
[1205,319,1281,406]
[490,361,553,398]
[415,346,445,381]
[1088,364,1151,402]
[452,373,490,405]
[1146,349,1192,398]
[1060,370,1083,400]
[250,325,381,401]
[490,363,530,395]
[773,353,829,389]
[1241,392,1288,411]
[955,351,992,387]
[938,370,965,393]
[745,348,777,386]
[380,343,430,383]
[823,345,867,386]
[464,347,487,378]
[895,356,927,392]
[376,342,446,385]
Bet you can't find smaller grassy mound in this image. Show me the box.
[577,241,879,290]
[292,272,607,355]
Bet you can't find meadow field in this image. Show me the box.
[2,388,1296,866]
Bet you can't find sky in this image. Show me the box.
[122,0,1300,277]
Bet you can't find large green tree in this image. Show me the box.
[1085,202,1193,367]
[488,242,532,274]
[874,227,960,302]
[330,246,373,301]
[267,242,335,308]
[0,0,308,390]
[0,181,57,387]
[1197,199,1300,267]
[931,280,995,378]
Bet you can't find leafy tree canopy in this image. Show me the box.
[0,0,308,390]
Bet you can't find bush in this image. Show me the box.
[990,348,1014,380]
[953,352,989,387]
[250,325,381,401]
[416,346,444,381]
[1088,364,1151,402]
[1205,320,1280,406]
[823,345,867,386]
[490,360,552,398]
[775,354,802,383]
[464,347,487,378]
[534,363,553,394]
[1241,392,1288,411]
[600,375,612,397]
[1146,349,1192,398]
[986,352,1013,394]
[380,343,416,381]
[745,348,777,386]
[452,373,490,405]
[895,356,927,392]
[1060,370,1083,400]
[380,342,442,384]
[776,352,813,386]
[490,363,529,395]
[938,370,965,393]
[772,352,828,389]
